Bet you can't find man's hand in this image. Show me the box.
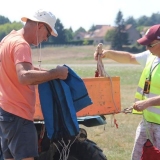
[55,65,68,80]
[133,100,150,111]
[94,49,107,60]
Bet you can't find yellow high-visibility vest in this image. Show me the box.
[133,54,160,124]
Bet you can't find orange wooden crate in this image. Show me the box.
[77,77,121,117]
[34,77,121,120]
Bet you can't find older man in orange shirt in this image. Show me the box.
[0,9,68,160]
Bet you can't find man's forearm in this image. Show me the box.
[147,96,160,107]
[19,69,59,85]
[105,50,139,64]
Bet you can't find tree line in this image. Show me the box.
[0,10,160,50]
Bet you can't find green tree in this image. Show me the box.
[104,28,116,42]
[137,15,149,26]
[0,15,10,25]
[83,39,89,45]
[147,13,160,25]
[115,10,123,25]
[125,16,137,27]
[88,24,96,32]
[49,19,66,44]
[137,13,160,26]
[111,11,129,50]
[74,27,86,36]
[0,22,23,40]
[65,27,74,42]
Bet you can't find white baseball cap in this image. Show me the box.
[21,9,58,37]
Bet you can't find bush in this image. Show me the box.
[122,43,146,53]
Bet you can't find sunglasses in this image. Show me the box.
[147,41,160,48]
[44,24,51,38]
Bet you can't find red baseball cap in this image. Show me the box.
[137,24,160,45]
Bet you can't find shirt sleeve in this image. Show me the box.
[135,50,150,67]
[13,43,32,65]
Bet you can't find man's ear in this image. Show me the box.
[38,23,43,29]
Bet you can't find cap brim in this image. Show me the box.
[21,17,58,37]
[137,36,152,45]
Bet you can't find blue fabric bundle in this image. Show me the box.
[38,65,92,140]
[63,65,93,112]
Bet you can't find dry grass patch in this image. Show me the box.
[32,45,114,65]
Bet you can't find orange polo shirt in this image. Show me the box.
[0,30,35,121]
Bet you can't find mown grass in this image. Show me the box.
[32,45,144,160]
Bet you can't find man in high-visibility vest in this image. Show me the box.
[94,24,160,160]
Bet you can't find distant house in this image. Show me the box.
[74,24,141,45]
[125,24,141,44]
[73,25,113,44]
[84,25,114,45]
[73,32,86,41]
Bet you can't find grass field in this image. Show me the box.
[32,45,144,160]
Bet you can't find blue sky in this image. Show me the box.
[1,0,160,31]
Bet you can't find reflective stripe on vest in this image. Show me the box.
[133,54,160,124]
